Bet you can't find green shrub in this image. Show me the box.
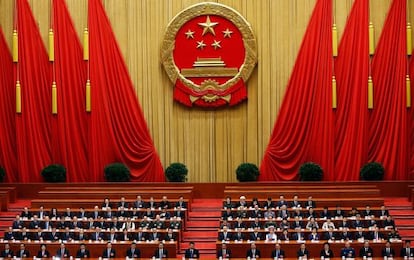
[41,164,66,182]
[299,162,323,181]
[236,163,259,182]
[165,163,188,182]
[360,162,384,181]
[104,163,131,182]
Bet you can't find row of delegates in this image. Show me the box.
[20,206,185,223]
[5,227,178,242]
[221,215,395,231]
[12,214,183,231]
[21,196,187,220]
[222,205,391,221]
[218,225,399,243]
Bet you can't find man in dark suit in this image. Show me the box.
[246,242,261,258]
[249,227,263,241]
[185,241,200,259]
[297,243,310,258]
[217,243,231,259]
[0,243,14,258]
[102,242,116,258]
[3,227,15,240]
[76,243,90,258]
[126,242,141,258]
[271,243,285,258]
[153,242,168,258]
[359,241,374,258]
[175,195,187,209]
[91,227,105,241]
[218,226,232,241]
[382,241,396,257]
[401,240,414,258]
[55,243,70,258]
[17,243,30,258]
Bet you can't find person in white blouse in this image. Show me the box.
[266,226,278,242]
[322,218,336,230]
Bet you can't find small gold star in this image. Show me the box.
[198,16,219,36]
[185,29,195,39]
[223,28,233,38]
[196,40,207,49]
[211,40,222,50]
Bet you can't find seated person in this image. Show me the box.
[271,243,285,258]
[101,242,116,258]
[279,218,290,230]
[304,196,316,209]
[159,195,170,209]
[355,229,368,241]
[36,244,50,258]
[233,228,245,241]
[334,205,345,218]
[308,227,320,241]
[338,217,350,229]
[280,229,290,241]
[250,204,263,218]
[305,217,319,230]
[362,205,375,218]
[218,226,232,241]
[126,242,140,259]
[249,226,263,241]
[370,226,384,241]
[276,195,288,209]
[17,243,30,258]
[175,195,187,209]
[388,227,401,241]
[305,207,317,219]
[352,214,365,229]
[233,217,246,230]
[292,216,304,229]
[21,207,32,219]
[297,243,310,258]
[217,243,231,259]
[223,196,234,209]
[379,205,390,218]
[264,216,277,229]
[164,229,177,241]
[265,226,278,241]
[381,241,396,258]
[400,240,414,258]
[340,241,356,258]
[323,227,337,240]
[383,215,396,229]
[75,243,90,258]
[292,208,304,219]
[277,205,290,219]
[250,217,262,229]
[359,240,374,258]
[0,243,14,258]
[222,208,234,220]
[292,230,305,241]
[348,207,359,217]
[263,197,275,210]
[340,229,353,241]
[322,218,335,230]
[320,242,334,258]
[320,207,331,219]
[153,242,168,258]
[264,208,276,219]
[55,242,70,258]
[290,194,302,209]
[246,242,261,259]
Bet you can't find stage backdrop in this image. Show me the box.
[0,0,412,182]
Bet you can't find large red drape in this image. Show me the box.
[51,0,89,182]
[14,0,52,182]
[334,0,369,181]
[0,28,18,182]
[368,0,408,180]
[259,0,334,181]
[88,0,164,181]
[409,35,414,179]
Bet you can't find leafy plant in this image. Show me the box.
[104,163,131,182]
[41,164,66,182]
[236,163,260,182]
[165,163,188,182]
[0,166,5,182]
[299,162,323,181]
[360,162,385,181]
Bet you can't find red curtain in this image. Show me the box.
[368,0,408,180]
[14,0,52,182]
[333,0,369,180]
[88,0,164,182]
[0,28,18,182]
[51,0,89,182]
[410,38,414,179]
[259,0,334,181]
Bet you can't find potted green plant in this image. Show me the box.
[299,162,323,181]
[236,163,260,182]
[104,163,131,182]
[165,163,188,182]
[360,162,385,181]
[0,166,5,182]
[41,164,66,182]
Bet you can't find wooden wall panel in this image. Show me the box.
[0,0,405,182]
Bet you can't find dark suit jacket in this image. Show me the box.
[153,249,168,258]
[271,249,285,258]
[185,248,200,259]
[55,248,70,258]
[320,249,334,258]
[126,248,141,258]
[0,249,14,258]
[246,249,261,258]
[102,248,116,258]
[217,248,231,258]
[17,249,30,258]
[297,249,310,257]
[218,232,232,241]
[382,247,396,257]
[359,247,374,257]
[401,247,414,257]
[37,250,51,258]
[76,249,90,258]
[249,232,262,241]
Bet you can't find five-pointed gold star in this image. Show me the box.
[185,29,195,39]
[211,40,222,50]
[196,40,207,49]
[198,16,219,36]
[222,28,233,38]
